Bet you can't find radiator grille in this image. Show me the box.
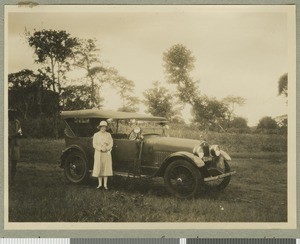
[154,151,171,164]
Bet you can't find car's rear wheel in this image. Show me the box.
[164,160,203,198]
[63,151,89,184]
[205,159,231,191]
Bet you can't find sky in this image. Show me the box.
[6,5,292,126]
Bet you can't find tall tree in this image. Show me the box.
[117,95,140,112]
[227,117,249,133]
[27,29,79,138]
[278,73,288,97]
[27,29,79,94]
[8,69,38,119]
[8,69,58,119]
[163,44,231,130]
[143,81,180,120]
[163,44,199,105]
[192,96,228,131]
[257,116,279,131]
[114,75,140,112]
[60,85,103,110]
[222,95,246,121]
[73,38,106,107]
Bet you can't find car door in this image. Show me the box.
[111,139,140,173]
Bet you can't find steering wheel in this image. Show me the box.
[128,127,141,140]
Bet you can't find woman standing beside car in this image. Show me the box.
[92,120,113,190]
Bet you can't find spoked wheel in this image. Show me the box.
[205,158,231,191]
[64,151,89,184]
[164,160,203,198]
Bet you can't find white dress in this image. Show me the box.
[92,131,113,177]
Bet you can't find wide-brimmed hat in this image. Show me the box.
[97,120,108,129]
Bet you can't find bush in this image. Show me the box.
[257,116,279,130]
[167,123,287,154]
[227,127,251,134]
[19,117,65,138]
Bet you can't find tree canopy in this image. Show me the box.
[163,44,232,129]
[192,96,228,130]
[278,73,288,97]
[8,69,59,119]
[222,95,246,121]
[27,29,79,93]
[257,116,279,130]
[60,85,103,110]
[143,81,180,120]
[163,44,199,105]
[73,38,106,107]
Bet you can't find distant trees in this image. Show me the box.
[8,29,144,138]
[257,116,279,131]
[160,44,255,132]
[73,38,106,107]
[222,95,246,121]
[163,44,232,130]
[25,30,81,137]
[60,85,103,110]
[191,97,228,131]
[12,31,287,136]
[19,29,140,112]
[27,30,79,94]
[163,44,199,105]
[274,73,288,133]
[117,95,140,113]
[114,74,140,113]
[143,81,180,120]
[227,117,249,133]
[8,69,39,119]
[8,69,59,119]
[278,73,288,98]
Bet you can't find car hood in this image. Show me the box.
[143,136,202,153]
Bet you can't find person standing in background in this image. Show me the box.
[8,109,22,184]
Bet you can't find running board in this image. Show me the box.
[114,171,151,179]
[89,169,152,178]
[204,171,236,182]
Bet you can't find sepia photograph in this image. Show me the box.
[4,4,296,230]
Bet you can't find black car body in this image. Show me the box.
[59,109,235,198]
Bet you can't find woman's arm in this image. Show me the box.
[92,133,102,151]
[104,133,113,150]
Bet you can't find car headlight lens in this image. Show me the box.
[210,145,221,157]
[193,145,204,158]
[133,126,141,134]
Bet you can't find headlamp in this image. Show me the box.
[210,145,221,157]
[133,127,141,134]
[193,145,204,158]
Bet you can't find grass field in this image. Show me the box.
[9,132,287,222]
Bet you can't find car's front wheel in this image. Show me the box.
[63,151,89,184]
[164,160,203,198]
[205,159,231,191]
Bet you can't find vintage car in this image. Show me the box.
[59,109,235,198]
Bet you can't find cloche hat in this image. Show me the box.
[97,120,108,129]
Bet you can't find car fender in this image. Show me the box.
[155,151,205,177]
[59,145,88,168]
[220,150,231,161]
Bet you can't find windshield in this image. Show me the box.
[111,119,168,136]
[63,118,168,138]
